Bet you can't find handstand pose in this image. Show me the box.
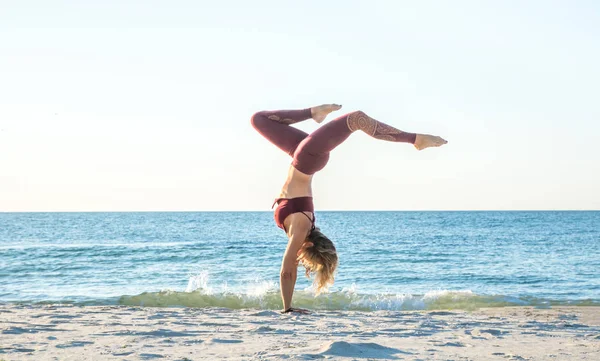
[251,104,447,313]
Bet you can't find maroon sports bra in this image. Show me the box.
[272,196,316,233]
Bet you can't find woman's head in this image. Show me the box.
[297,228,338,295]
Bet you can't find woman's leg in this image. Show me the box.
[346,111,417,143]
[345,111,447,150]
[293,110,446,174]
[251,105,343,157]
[251,108,313,157]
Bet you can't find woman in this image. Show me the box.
[251,104,447,313]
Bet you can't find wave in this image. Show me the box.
[115,288,598,311]
[6,273,599,311]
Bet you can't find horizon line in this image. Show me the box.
[1,209,599,213]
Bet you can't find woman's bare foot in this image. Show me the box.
[414,134,448,150]
[310,104,342,123]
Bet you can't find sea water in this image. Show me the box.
[1,211,598,310]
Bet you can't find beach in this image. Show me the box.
[1,305,599,360]
[2,212,599,360]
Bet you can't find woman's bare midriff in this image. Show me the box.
[278,165,313,199]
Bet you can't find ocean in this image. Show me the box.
[1,211,598,311]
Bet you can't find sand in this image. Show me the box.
[1,305,599,360]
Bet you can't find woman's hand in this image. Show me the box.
[281,307,311,315]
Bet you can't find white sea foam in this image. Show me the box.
[185,271,212,293]
[114,273,598,311]
[119,283,548,311]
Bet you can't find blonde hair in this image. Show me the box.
[297,228,338,295]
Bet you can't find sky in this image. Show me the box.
[1,0,599,211]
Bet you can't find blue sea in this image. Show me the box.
[1,211,598,311]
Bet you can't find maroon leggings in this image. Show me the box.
[251,108,417,175]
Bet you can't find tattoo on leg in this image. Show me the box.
[346,111,416,143]
[263,109,312,125]
[346,111,376,135]
[268,115,296,125]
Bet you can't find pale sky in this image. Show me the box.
[1,0,599,211]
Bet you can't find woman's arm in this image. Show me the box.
[279,236,301,311]
[279,215,312,311]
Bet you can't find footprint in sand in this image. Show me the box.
[139,353,165,359]
[481,328,508,336]
[96,329,202,338]
[427,311,458,316]
[491,353,528,361]
[312,341,412,359]
[1,347,36,353]
[183,339,204,346]
[208,338,243,344]
[2,326,69,334]
[55,341,94,348]
[251,325,294,334]
[558,314,578,320]
[434,341,467,347]
[112,351,135,356]
[467,328,509,339]
[249,310,280,317]
[49,314,82,319]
